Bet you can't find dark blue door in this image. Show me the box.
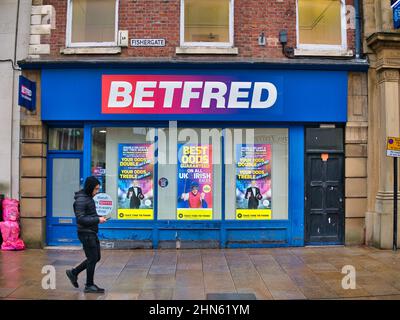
[47,153,83,245]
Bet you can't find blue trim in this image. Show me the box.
[220,130,226,248]
[153,129,159,248]
[289,126,305,246]
[83,124,92,183]
[18,60,369,72]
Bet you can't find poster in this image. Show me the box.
[117,144,154,220]
[177,144,213,220]
[236,144,272,220]
[93,193,113,217]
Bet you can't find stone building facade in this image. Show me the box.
[364,0,400,249]
[0,1,31,205]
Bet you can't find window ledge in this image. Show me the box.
[176,46,239,55]
[294,48,353,57]
[61,47,122,55]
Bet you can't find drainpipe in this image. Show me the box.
[354,0,362,59]
[10,0,21,198]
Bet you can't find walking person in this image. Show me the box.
[66,176,107,293]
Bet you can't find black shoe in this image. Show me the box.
[66,269,79,288]
[84,284,105,294]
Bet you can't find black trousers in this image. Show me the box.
[73,232,101,286]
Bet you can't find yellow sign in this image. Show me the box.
[236,209,272,220]
[117,209,153,220]
[387,137,400,157]
[177,209,213,220]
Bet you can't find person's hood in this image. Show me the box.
[74,190,89,200]
[83,176,100,197]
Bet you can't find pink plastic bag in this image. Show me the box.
[2,198,19,221]
[0,221,25,251]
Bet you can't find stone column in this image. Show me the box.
[345,72,368,245]
[373,69,400,249]
[19,70,47,248]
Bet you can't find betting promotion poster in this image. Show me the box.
[117,144,154,220]
[236,144,272,220]
[177,144,213,220]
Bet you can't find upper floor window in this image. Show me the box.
[67,0,118,47]
[297,0,347,50]
[181,0,233,47]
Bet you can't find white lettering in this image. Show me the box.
[181,81,203,108]
[201,82,227,108]
[228,82,252,108]
[159,81,183,108]
[133,81,157,108]
[41,265,56,290]
[251,82,278,109]
[105,79,279,111]
[108,81,132,108]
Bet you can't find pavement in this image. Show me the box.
[1,245,400,300]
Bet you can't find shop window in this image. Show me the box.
[157,128,222,220]
[91,127,155,220]
[67,0,118,47]
[181,0,233,47]
[224,128,288,220]
[297,0,346,49]
[48,128,83,151]
[91,126,287,222]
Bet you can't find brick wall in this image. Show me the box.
[40,0,356,60]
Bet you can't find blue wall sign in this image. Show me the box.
[18,75,36,111]
[41,68,348,123]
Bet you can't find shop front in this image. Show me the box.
[38,64,349,248]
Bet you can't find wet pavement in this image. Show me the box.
[0,246,400,300]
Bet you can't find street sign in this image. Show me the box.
[387,136,400,250]
[130,38,166,47]
[18,75,36,111]
[387,137,400,157]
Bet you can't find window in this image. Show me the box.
[91,127,155,220]
[67,0,118,47]
[225,128,289,220]
[49,128,83,151]
[297,0,346,50]
[90,126,288,221]
[157,128,222,220]
[181,0,233,47]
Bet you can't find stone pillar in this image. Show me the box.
[19,70,47,248]
[345,73,368,245]
[372,69,400,249]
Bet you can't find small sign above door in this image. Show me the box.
[130,38,166,47]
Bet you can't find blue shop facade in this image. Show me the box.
[24,62,367,248]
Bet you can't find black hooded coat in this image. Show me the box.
[73,177,101,234]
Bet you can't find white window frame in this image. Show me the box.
[296,0,347,51]
[66,0,119,48]
[180,0,234,48]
